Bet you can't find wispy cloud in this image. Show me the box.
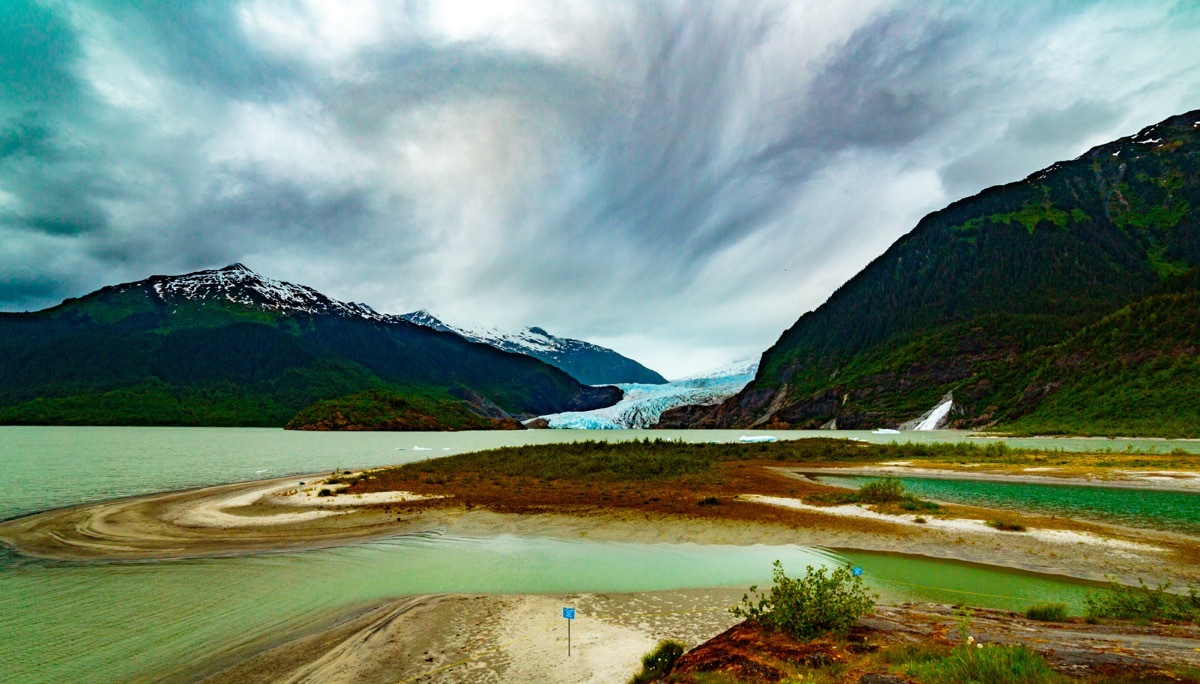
[2,0,1199,376]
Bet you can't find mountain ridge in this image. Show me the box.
[399,310,667,385]
[0,265,621,428]
[676,108,1200,436]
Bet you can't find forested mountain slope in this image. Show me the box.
[0,265,620,427]
[677,110,1200,436]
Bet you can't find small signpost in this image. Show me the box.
[563,607,575,655]
[852,566,863,577]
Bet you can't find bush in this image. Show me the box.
[697,496,721,506]
[731,561,877,641]
[986,519,1027,532]
[1025,603,1068,622]
[857,478,905,503]
[317,488,333,497]
[1085,579,1200,623]
[628,640,685,683]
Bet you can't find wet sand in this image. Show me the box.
[4,465,1199,682]
[1,468,1196,589]
[201,589,747,684]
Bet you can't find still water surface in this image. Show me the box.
[0,427,1170,683]
[814,475,1200,535]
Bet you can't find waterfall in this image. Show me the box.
[914,397,953,431]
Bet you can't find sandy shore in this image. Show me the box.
[198,588,1200,683]
[200,588,746,684]
[1,468,1197,589]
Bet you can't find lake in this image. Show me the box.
[0,426,1165,682]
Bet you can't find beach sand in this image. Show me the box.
[201,589,746,684]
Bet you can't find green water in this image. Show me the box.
[0,427,1154,682]
[5,426,1197,523]
[815,474,1200,535]
[0,536,1097,683]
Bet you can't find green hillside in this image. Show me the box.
[676,110,1200,436]
[0,267,620,428]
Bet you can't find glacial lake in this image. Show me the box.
[813,474,1200,535]
[1,426,1186,683]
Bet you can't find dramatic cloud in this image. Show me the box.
[3,0,1200,376]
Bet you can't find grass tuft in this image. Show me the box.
[1025,603,1068,622]
[628,640,686,684]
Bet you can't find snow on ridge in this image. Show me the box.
[151,264,389,321]
[401,311,577,355]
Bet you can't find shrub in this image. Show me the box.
[857,478,905,503]
[986,519,1027,532]
[731,561,877,641]
[628,640,686,683]
[698,496,721,506]
[913,516,927,524]
[1085,579,1200,623]
[317,488,333,497]
[1025,603,1068,622]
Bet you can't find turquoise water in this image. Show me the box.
[0,427,1158,682]
[814,474,1200,535]
[0,536,1097,683]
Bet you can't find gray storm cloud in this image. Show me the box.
[2,1,1200,377]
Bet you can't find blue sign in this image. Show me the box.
[563,607,575,620]
[851,566,863,576]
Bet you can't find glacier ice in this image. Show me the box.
[539,360,758,429]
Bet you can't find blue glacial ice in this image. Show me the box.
[539,360,758,429]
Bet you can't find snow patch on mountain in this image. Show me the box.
[400,310,668,385]
[539,359,758,429]
[401,310,563,354]
[150,264,388,321]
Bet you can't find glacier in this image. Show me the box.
[538,360,759,429]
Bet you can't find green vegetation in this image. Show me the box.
[1024,603,1069,622]
[811,477,940,513]
[389,438,1086,484]
[890,608,1065,683]
[731,561,876,641]
[985,519,1027,532]
[890,642,1065,684]
[383,437,1191,489]
[1084,579,1200,623]
[708,109,1200,437]
[628,640,686,684]
[284,389,522,431]
[0,278,617,427]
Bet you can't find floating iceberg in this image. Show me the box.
[872,428,901,435]
[739,435,776,443]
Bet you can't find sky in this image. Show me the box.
[3,1,1200,378]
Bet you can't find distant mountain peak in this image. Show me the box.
[145,264,388,321]
[400,310,667,385]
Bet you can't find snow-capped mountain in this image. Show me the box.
[142,263,388,321]
[539,359,759,429]
[400,310,667,385]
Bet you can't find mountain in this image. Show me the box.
[399,310,667,385]
[541,360,758,429]
[683,109,1200,436]
[0,264,621,428]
